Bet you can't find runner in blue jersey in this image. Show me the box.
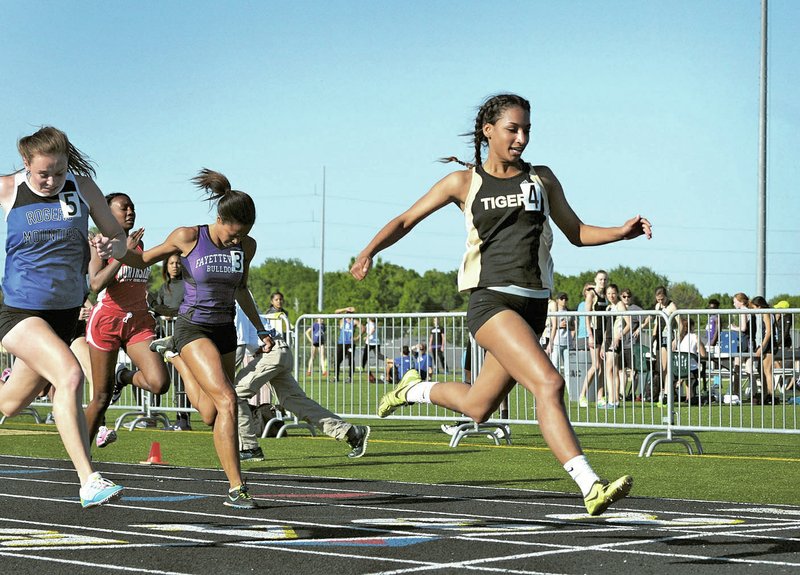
[0,127,128,508]
[94,169,271,510]
[351,94,652,516]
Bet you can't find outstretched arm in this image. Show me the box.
[88,229,145,293]
[539,166,652,247]
[350,170,470,280]
[79,176,128,260]
[107,226,195,269]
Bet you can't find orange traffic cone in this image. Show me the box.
[140,441,168,465]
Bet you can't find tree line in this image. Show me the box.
[146,257,798,320]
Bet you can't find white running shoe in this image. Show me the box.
[80,472,123,508]
[440,424,459,436]
[723,394,741,406]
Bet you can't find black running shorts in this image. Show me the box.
[467,288,548,337]
[0,304,80,344]
[173,315,237,356]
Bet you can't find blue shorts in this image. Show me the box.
[467,289,548,337]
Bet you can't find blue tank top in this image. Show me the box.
[179,225,244,325]
[338,318,354,344]
[312,321,325,345]
[2,172,90,310]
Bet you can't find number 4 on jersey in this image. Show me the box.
[520,181,542,212]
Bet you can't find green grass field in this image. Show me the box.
[1,409,797,507]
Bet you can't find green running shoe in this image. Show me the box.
[224,483,258,509]
[584,475,633,516]
[377,369,422,418]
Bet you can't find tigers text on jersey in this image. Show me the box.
[2,171,90,310]
[179,225,244,325]
[457,165,554,292]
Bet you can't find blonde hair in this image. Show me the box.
[17,126,95,178]
[733,292,750,306]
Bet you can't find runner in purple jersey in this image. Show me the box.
[94,169,271,510]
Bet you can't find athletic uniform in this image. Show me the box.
[756,314,772,355]
[172,225,244,355]
[0,171,89,342]
[653,300,672,349]
[429,322,448,373]
[361,318,381,368]
[86,243,155,352]
[458,164,553,336]
[311,321,325,346]
[392,354,413,381]
[591,290,609,346]
[335,318,356,381]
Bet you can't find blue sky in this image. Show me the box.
[2,1,798,300]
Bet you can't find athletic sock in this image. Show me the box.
[563,455,600,497]
[405,381,436,404]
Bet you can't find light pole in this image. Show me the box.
[757,0,767,296]
[317,166,326,312]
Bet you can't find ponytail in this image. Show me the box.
[192,168,256,226]
[17,126,96,178]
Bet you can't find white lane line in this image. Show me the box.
[2,459,798,527]
[0,550,198,575]
[1,458,798,572]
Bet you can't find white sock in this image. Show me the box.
[405,381,436,404]
[564,455,600,497]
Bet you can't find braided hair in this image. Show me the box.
[440,94,531,168]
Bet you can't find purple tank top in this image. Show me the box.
[179,225,244,325]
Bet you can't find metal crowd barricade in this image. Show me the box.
[639,307,800,456]
[111,317,190,430]
[255,311,317,438]
[293,312,488,428]
[2,306,797,458]
[293,307,799,456]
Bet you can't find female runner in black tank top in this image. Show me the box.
[351,94,652,515]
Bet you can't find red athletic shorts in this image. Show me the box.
[86,305,156,352]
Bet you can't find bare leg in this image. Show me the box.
[168,355,214,425]
[70,336,93,388]
[178,339,242,490]
[125,340,171,394]
[604,351,618,404]
[319,345,328,374]
[762,355,774,397]
[84,346,117,440]
[1,318,94,484]
[579,344,604,402]
[431,311,582,465]
[306,347,316,374]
